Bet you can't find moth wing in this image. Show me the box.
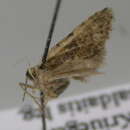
[40,8,113,82]
[46,8,113,60]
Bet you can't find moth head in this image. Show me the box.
[19,66,39,102]
[26,66,38,81]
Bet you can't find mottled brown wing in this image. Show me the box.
[46,8,112,60]
[41,8,113,82]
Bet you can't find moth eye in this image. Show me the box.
[26,70,33,80]
[26,68,36,80]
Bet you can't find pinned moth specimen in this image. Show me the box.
[20,8,113,110]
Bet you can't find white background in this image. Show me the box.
[0,0,130,109]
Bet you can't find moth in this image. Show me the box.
[20,8,113,110]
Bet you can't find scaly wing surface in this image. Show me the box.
[40,8,113,82]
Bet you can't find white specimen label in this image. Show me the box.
[0,84,130,130]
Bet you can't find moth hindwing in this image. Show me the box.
[20,8,113,109]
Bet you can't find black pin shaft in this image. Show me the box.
[41,0,62,130]
[42,0,62,63]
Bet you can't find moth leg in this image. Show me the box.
[19,83,39,90]
[19,82,40,101]
[20,85,43,111]
[19,83,40,100]
[20,83,47,111]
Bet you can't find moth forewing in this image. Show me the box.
[20,8,113,108]
[46,8,112,60]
